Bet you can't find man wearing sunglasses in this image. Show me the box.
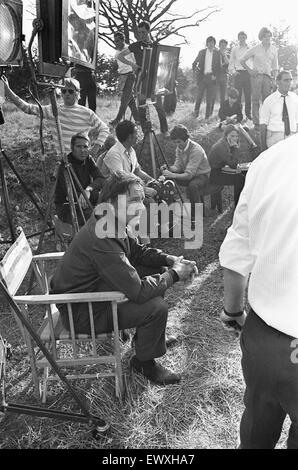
[1,77,109,157]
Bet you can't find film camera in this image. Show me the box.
[147,177,177,205]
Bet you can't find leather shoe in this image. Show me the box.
[165,334,178,347]
[130,356,181,385]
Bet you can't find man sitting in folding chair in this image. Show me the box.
[51,172,198,386]
[55,132,105,227]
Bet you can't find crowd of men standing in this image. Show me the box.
[71,23,298,155]
[192,27,280,125]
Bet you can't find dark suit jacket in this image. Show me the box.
[192,48,221,82]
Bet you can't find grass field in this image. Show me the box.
[0,96,289,449]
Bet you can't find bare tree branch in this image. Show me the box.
[98,0,220,47]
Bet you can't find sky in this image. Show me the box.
[22,0,298,68]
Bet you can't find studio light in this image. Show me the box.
[37,0,99,77]
[0,0,23,66]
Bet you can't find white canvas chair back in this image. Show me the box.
[0,230,32,295]
[0,229,125,402]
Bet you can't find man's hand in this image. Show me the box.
[219,309,247,335]
[144,186,157,198]
[78,189,91,209]
[172,256,198,283]
[162,169,174,179]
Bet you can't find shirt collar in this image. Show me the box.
[184,139,190,152]
[117,141,133,157]
[178,139,190,153]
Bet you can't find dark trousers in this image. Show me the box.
[115,72,139,123]
[76,71,97,112]
[209,169,245,206]
[60,266,168,362]
[179,174,209,219]
[234,70,251,119]
[138,95,168,133]
[240,309,298,449]
[218,73,228,107]
[194,74,217,119]
[251,74,272,125]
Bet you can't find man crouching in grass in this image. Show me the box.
[50,172,198,385]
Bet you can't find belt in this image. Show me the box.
[119,71,134,75]
[236,69,248,73]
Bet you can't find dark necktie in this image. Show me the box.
[282,94,291,136]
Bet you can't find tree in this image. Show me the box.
[98,0,220,48]
[270,24,298,78]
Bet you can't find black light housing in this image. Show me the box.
[0,0,23,66]
[37,0,99,77]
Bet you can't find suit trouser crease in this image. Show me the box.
[195,75,217,119]
[234,71,251,118]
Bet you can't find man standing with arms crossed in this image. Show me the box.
[241,27,279,128]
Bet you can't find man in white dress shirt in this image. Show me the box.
[229,31,252,120]
[241,27,279,127]
[260,70,298,150]
[219,134,298,449]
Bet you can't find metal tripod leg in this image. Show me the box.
[0,150,16,243]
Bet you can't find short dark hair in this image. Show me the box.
[258,27,272,41]
[71,132,90,148]
[97,172,144,204]
[227,87,239,100]
[138,21,150,31]
[206,36,216,45]
[238,31,247,39]
[114,31,125,40]
[170,125,190,142]
[276,70,292,81]
[219,39,228,46]
[116,120,137,143]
